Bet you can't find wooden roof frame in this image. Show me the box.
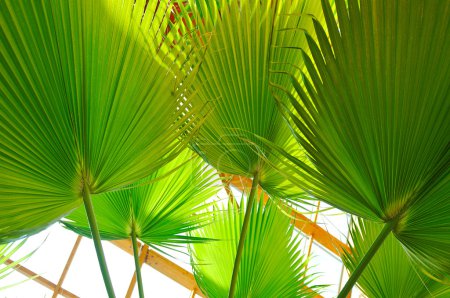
[6,173,349,297]
[225,175,350,257]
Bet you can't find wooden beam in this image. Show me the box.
[52,236,82,298]
[104,174,347,298]
[228,175,350,257]
[306,201,321,258]
[189,288,197,298]
[125,243,149,298]
[4,259,78,298]
[111,240,205,297]
[218,173,237,205]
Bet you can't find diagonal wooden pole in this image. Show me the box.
[52,235,82,298]
[306,202,321,268]
[218,173,238,206]
[228,175,350,256]
[4,259,78,298]
[111,240,205,297]
[189,289,197,298]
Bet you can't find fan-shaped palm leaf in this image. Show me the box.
[343,218,450,298]
[265,0,449,295]
[1,0,202,295]
[61,149,218,297]
[189,0,323,198]
[189,197,317,298]
[184,1,325,294]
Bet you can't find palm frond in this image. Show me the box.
[187,0,324,199]
[184,2,326,294]
[189,197,318,298]
[343,218,450,298]
[268,0,450,284]
[0,0,201,242]
[61,149,219,250]
[61,148,218,296]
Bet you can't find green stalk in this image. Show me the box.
[82,184,116,298]
[131,228,144,298]
[228,171,260,298]
[338,221,394,298]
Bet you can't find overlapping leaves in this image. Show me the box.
[186,0,324,199]
[0,0,202,242]
[61,149,218,250]
[269,0,450,281]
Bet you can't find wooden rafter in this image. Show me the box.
[189,288,197,298]
[111,239,205,297]
[4,259,78,298]
[306,201,321,258]
[218,172,237,205]
[110,174,332,298]
[227,175,350,257]
[112,239,323,298]
[52,235,82,298]
[5,173,350,298]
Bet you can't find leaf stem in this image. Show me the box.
[131,228,145,298]
[338,221,393,298]
[228,171,260,298]
[82,184,116,298]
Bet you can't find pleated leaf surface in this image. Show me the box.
[189,198,317,298]
[343,219,450,297]
[0,0,201,242]
[187,0,324,199]
[270,0,450,280]
[61,149,218,249]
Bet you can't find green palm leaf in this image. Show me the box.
[1,0,203,295]
[189,0,323,199]
[189,197,317,298]
[266,0,450,294]
[61,149,218,297]
[1,0,200,242]
[61,149,218,246]
[343,218,450,298]
[184,1,325,294]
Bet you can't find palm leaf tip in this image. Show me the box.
[270,0,450,281]
[189,197,319,298]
